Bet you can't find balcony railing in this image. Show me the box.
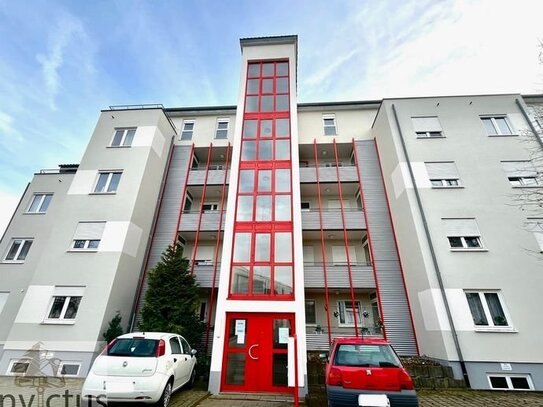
[187,168,229,185]
[179,210,226,231]
[299,165,359,183]
[301,209,366,230]
[306,327,384,351]
[190,261,221,288]
[304,262,375,289]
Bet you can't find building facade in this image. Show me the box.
[1,36,542,394]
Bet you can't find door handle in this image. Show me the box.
[248,344,260,360]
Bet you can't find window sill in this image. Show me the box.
[416,136,446,139]
[1,261,25,264]
[512,185,542,189]
[89,192,117,196]
[67,249,98,253]
[23,212,46,215]
[106,145,132,149]
[488,134,518,137]
[41,320,76,325]
[474,327,517,333]
[449,248,488,252]
[431,186,464,189]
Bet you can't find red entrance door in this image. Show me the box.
[222,313,294,393]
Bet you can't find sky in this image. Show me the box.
[1,0,543,236]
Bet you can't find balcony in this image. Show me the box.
[304,262,375,289]
[299,165,358,183]
[187,168,230,186]
[191,261,221,288]
[179,210,226,232]
[306,328,384,351]
[301,209,366,230]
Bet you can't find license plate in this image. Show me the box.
[358,394,390,407]
[106,381,133,393]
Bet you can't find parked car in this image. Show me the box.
[326,338,418,407]
[82,332,197,407]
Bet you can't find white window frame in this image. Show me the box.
[508,176,539,187]
[447,236,483,250]
[202,203,219,212]
[305,299,317,325]
[337,300,362,327]
[323,114,337,136]
[57,361,82,377]
[416,131,443,138]
[44,294,83,324]
[487,374,534,391]
[110,128,136,147]
[93,171,122,194]
[180,120,195,140]
[26,193,53,213]
[7,359,30,376]
[464,290,513,331]
[431,179,460,187]
[71,239,100,250]
[215,118,229,139]
[3,239,33,263]
[481,116,514,136]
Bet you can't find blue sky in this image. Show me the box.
[1,0,543,234]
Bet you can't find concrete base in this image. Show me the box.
[0,349,96,377]
[465,361,543,390]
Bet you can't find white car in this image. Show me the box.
[82,332,197,406]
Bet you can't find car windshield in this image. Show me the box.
[334,344,401,368]
[108,338,158,357]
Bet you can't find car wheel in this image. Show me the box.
[157,381,172,407]
[186,367,196,389]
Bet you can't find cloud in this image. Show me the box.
[36,12,91,110]
[0,110,22,151]
[0,190,20,239]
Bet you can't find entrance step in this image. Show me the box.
[212,392,295,404]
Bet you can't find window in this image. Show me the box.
[94,172,122,193]
[181,120,195,140]
[202,203,219,212]
[481,116,513,136]
[71,222,105,251]
[215,119,229,139]
[58,362,81,377]
[488,374,533,391]
[501,161,539,187]
[27,193,53,213]
[323,115,337,136]
[526,219,543,252]
[443,218,484,250]
[8,360,30,375]
[111,128,136,147]
[169,337,182,354]
[465,291,510,328]
[412,116,443,138]
[46,287,84,322]
[305,300,316,324]
[301,202,311,211]
[337,301,362,326]
[425,162,460,187]
[4,239,33,262]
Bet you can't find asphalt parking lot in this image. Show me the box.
[1,377,542,407]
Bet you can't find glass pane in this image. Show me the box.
[242,141,256,161]
[258,140,273,160]
[64,297,81,319]
[94,173,108,193]
[511,377,530,389]
[183,122,194,131]
[485,293,508,326]
[273,319,291,349]
[305,300,316,324]
[324,125,337,136]
[489,376,508,389]
[495,118,511,135]
[466,293,488,326]
[227,319,247,348]
[276,119,289,137]
[243,120,257,139]
[108,173,121,192]
[11,363,29,374]
[239,170,254,192]
[252,266,271,294]
[275,169,291,192]
[464,237,481,248]
[277,62,288,76]
[254,234,270,261]
[226,353,246,385]
[40,194,52,212]
[276,95,289,111]
[256,196,272,221]
[271,354,288,387]
[261,96,273,112]
[112,130,124,146]
[248,64,260,78]
[274,233,292,262]
[274,266,293,295]
[275,196,291,221]
[48,297,66,319]
[262,63,274,76]
[233,233,251,262]
[258,170,272,192]
[61,364,79,375]
[260,120,273,138]
[124,129,135,146]
[73,240,86,249]
[88,240,100,249]
[231,266,249,294]
[247,79,259,94]
[262,79,273,93]
[448,237,463,248]
[482,118,497,135]
[28,195,42,213]
[245,96,258,113]
[236,196,253,221]
[275,140,290,160]
[276,77,288,93]
[18,240,32,260]
[6,240,21,260]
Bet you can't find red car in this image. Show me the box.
[326,338,418,407]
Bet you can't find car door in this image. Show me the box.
[168,337,185,389]
[179,336,195,384]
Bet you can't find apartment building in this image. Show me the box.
[0,35,542,395]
